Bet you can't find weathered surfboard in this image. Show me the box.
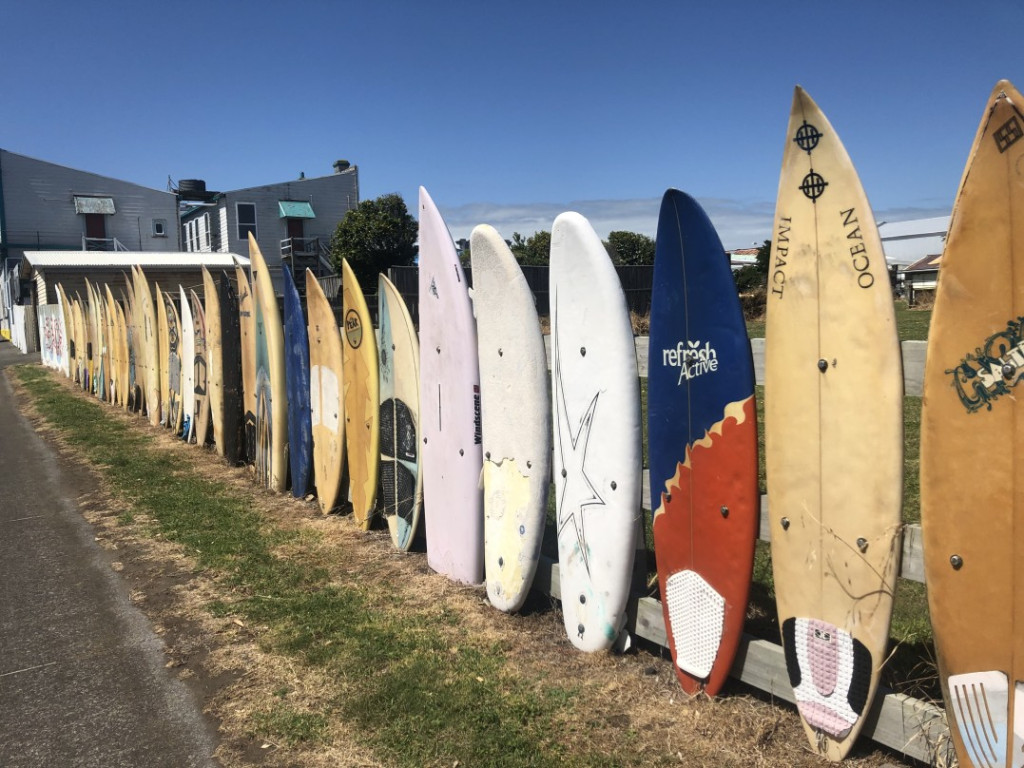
[306,269,345,514]
[418,187,484,584]
[250,234,289,492]
[471,224,551,612]
[156,283,170,422]
[163,290,183,434]
[648,189,758,696]
[922,79,1024,768]
[341,257,379,527]
[551,211,642,652]
[765,87,903,761]
[180,285,195,441]
[190,288,211,445]
[137,268,161,426]
[282,267,313,498]
[377,272,421,550]
[235,264,257,465]
[218,270,243,461]
[202,267,224,447]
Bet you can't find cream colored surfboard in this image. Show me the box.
[113,292,128,409]
[250,234,289,492]
[72,296,86,388]
[377,273,421,549]
[180,285,195,440]
[341,258,379,528]
[306,269,346,514]
[765,87,903,761]
[235,264,257,465]
[471,225,550,612]
[137,268,161,427]
[202,267,226,455]
[191,288,211,445]
[922,80,1024,768]
[156,283,170,424]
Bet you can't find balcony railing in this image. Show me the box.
[82,236,128,252]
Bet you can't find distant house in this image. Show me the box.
[727,247,759,271]
[902,252,942,306]
[878,216,949,268]
[0,149,179,338]
[177,161,359,295]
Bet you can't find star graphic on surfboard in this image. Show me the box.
[553,326,606,577]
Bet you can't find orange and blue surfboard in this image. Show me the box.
[647,188,758,697]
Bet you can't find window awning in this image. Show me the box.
[278,201,315,219]
[74,196,116,215]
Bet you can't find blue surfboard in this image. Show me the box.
[647,189,758,697]
[282,267,313,498]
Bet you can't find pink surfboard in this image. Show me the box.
[418,186,484,585]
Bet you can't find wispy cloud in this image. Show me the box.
[439,197,951,251]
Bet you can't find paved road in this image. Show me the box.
[0,339,219,767]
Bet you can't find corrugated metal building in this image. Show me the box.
[0,149,179,337]
[878,216,949,267]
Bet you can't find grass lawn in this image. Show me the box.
[745,298,931,341]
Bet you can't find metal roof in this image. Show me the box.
[877,216,949,239]
[22,251,250,269]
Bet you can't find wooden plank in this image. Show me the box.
[535,553,948,764]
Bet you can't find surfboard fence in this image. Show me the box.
[387,264,655,325]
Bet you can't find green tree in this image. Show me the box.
[509,231,551,266]
[330,193,417,289]
[733,239,771,293]
[605,231,655,266]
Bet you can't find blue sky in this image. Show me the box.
[3,1,1023,249]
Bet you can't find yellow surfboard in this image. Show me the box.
[306,269,346,514]
[765,87,903,761]
[341,258,379,528]
[249,235,289,492]
[922,80,1024,768]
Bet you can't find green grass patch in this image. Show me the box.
[12,365,635,768]
[745,299,931,341]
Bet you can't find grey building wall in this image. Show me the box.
[0,150,179,257]
[181,165,359,293]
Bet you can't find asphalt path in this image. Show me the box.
[0,339,219,767]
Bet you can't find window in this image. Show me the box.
[237,203,257,241]
[152,219,166,237]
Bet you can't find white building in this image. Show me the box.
[878,216,949,268]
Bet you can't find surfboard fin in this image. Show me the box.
[949,670,1009,768]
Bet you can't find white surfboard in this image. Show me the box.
[418,186,484,585]
[550,211,642,652]
[471,224,552,613]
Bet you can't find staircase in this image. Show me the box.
[280,237,336,297]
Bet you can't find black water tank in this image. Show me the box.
[178,179,208,197]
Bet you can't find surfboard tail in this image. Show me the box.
[948,670,1011,768]
[782,617,872,740]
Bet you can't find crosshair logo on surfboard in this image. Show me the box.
[800,171,828,202]
[793,120,822,154]
[344,309,362,348]
[661,340,719,385]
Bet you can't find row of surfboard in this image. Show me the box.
[45,80,1020,766]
